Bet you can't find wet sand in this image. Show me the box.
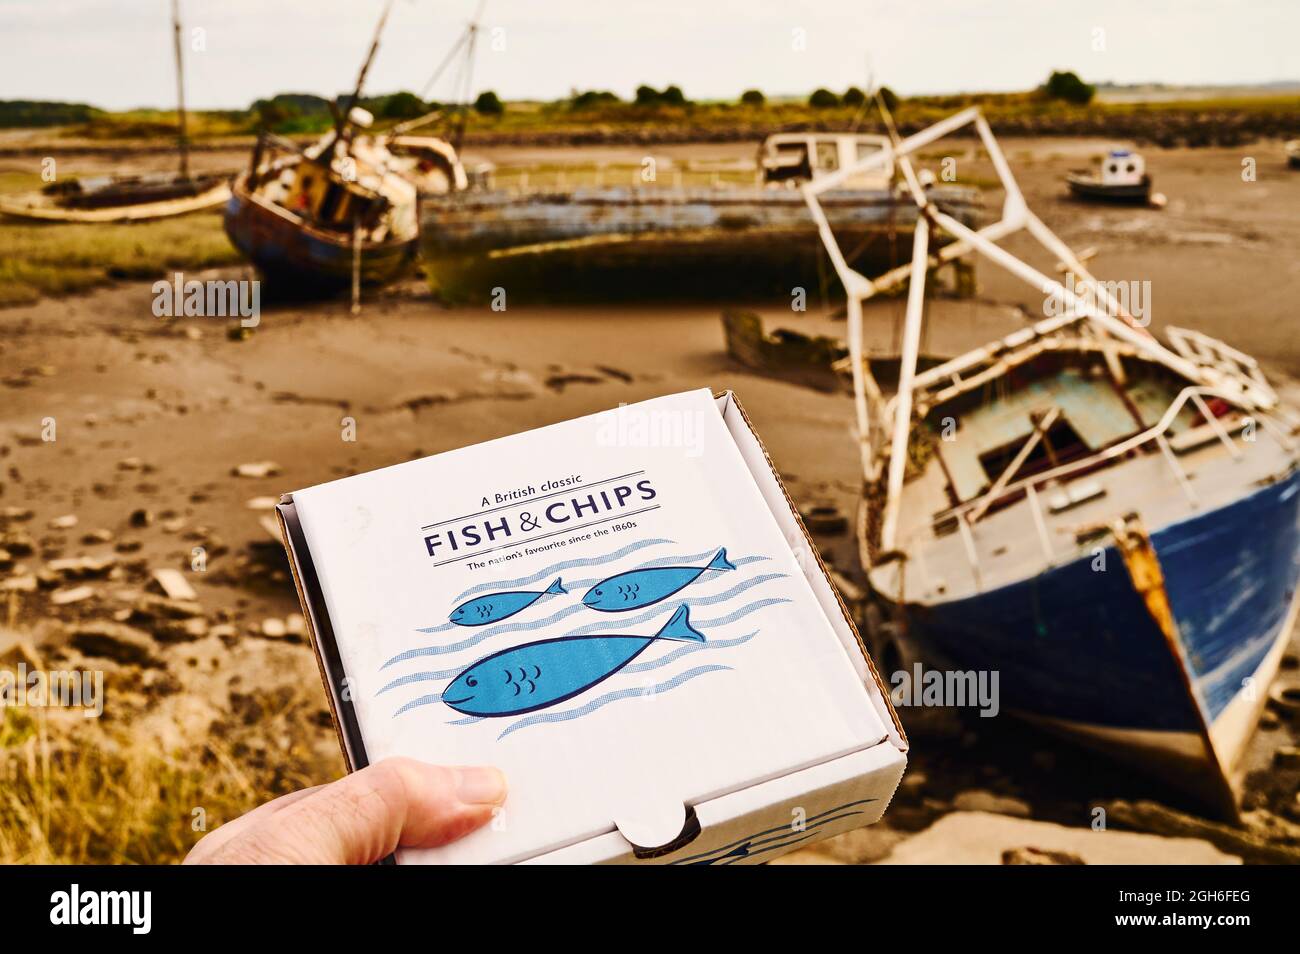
[2,135,1299,862]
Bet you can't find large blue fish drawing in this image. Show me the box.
[582,547,736,612]
[442,605,704,717]
[449,578,567,627]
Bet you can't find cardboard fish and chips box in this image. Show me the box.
[277,389,907,864]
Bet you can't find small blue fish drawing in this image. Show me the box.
[449,577,567,627]
[582,547,735,612]
[442,604,705,717]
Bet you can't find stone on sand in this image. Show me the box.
[69,621,161,667]
[877,811,1239,865]
[952,789,1032,818]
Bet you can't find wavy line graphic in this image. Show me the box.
[566,552,771,590]
[384,566,784,670]
[557,584,790,640]
[449,538,673,604]
[669,801,877,864]
[496,664,731,739]
[621,631,757,675]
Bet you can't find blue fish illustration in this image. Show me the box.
[449,577,567,627]
[442,605,704,717]
[582,548,736,612]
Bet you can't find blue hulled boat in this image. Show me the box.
[802,106,1300,814]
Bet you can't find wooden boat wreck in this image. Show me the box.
[420,132,982,297]
[1065,149,1154,205]
[0,1,229,224]
[806,107,1300,815]
[222,1,420,291]
[223,119,420,289]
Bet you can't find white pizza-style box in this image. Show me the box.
[277,389,906,864]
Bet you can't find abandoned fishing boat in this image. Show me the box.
[1065,149,1153,204]
[420,132,982,297]
[0,0,230,224]
[0,172,230,224]
[223,116,420,288]
[806,107,1300,815]
[222,1,420,290]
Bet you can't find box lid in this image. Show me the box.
[287,388,891,863]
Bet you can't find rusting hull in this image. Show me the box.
[223,185,416,290]
[890,468,1300,815]
[423,184,980,253]
[422,185,980,299]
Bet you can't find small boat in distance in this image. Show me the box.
[806,107,1300,817]
[1066,149,1154,204]
[0,0,229,223]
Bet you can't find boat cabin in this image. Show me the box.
[1100,149,1146,186]
[760,133,894,189]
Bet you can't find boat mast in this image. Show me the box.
[171,0,190,180]
[333,0,398,146]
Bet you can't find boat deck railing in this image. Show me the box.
[901,385,1298,594]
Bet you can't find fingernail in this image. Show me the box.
[455,766,507,806]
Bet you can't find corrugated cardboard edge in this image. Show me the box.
[715,389,908,749]
[276,496,370,774]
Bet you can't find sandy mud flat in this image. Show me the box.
[2,136,1299,863]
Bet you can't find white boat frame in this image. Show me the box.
[800,107,1281,552]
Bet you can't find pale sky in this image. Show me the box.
[1,0,1296,111]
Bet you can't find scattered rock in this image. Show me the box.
[50,585,96,606]
[233,461,281,479]
[952,789,1032,818]
[811,825,907,864]
[69,621,161,667]
[80,528,114,544]
[1002,845,1086,865]
[129,509,153,529]
[46,554,118,580]
[1268,681,1300,718]
[1,507,34,522]
[1,574,36,592]
[800,501,849,536]
[132,593,204,620]
[1275,746,1300,769]
[48,514,79,530]
[260,617,287,639]
[0,531,36,557]
[285,613,306,638]
[245,496,279,511]
[151,567,198,601]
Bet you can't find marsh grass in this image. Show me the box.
[0,701,327,864]
[0,175,241,306]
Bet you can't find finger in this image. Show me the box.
[201,759,506,864]
[184,785,325,864]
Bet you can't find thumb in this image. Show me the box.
[191,758,507,864]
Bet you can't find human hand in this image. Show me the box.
[184,758,507,864]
